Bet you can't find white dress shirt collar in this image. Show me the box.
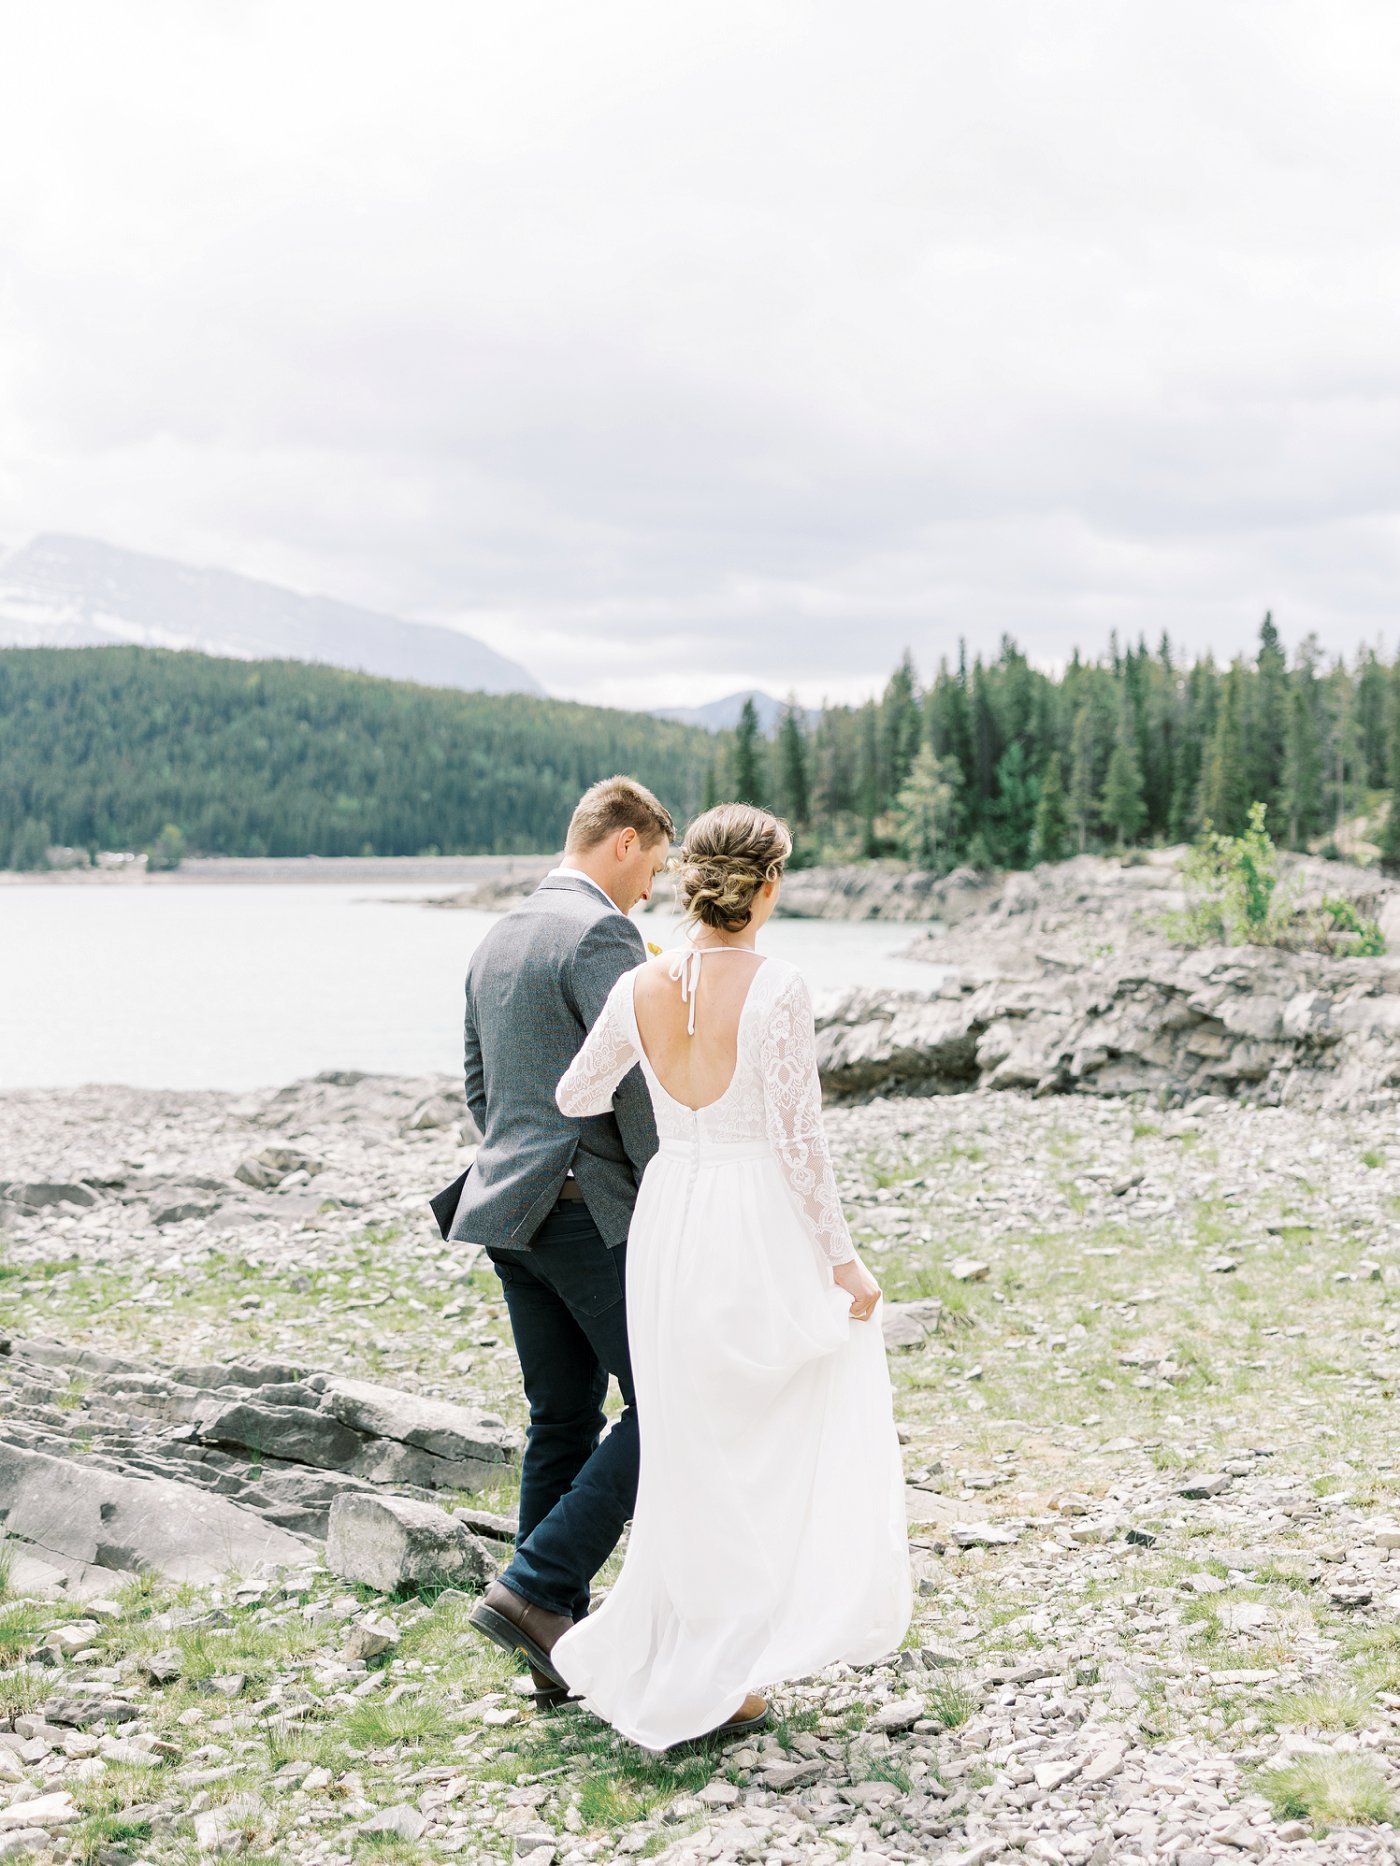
[547,862,621,913]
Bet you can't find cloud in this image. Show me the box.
[3,0,1400,706]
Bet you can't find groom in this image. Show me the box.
[431,775,674,1697]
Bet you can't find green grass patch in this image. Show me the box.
[1259,1753,1398,1830]
[923,1673,977,1729]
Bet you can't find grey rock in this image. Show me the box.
[142,1648,183,1686]
[151,1200,218,1226]
[325,1492,495,1593]
[814,850,1400,1111]
[317,1375,518,1475]
[193,1398,362,1470]
[192,1794,265,1854]
[0,1834,52,1861]
[0,1792,79,1831]
[42,1698,137,1728]
[950,1522,1019,1547]
[880,1300,943,1350]
[1,1182,99,1212]
[403,1093,463,1132]
[0,1441,306,1586]
[762,1759,826,1791]
[869,1695,925,1733]
[233,1147,324,1190]
[1178,1473,1231,1499]
[343,1613,399,1661]
[358,1805,427,1841]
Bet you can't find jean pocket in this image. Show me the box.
[547,1240,625,1318]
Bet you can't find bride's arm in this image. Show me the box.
[760,971,882,1319]
[557,970,642,1119]
[760,970,861,1264]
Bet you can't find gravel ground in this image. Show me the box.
[3,1076,1400,1865]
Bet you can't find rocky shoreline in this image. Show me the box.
[5,1067,1400,1861]
[817,852,1400,1113]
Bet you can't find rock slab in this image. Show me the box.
[325,1492,496,1594]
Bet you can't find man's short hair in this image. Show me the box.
[566,775,675,854]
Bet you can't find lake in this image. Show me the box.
[0,883,944,1091]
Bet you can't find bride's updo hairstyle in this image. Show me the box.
[675,803,793,933]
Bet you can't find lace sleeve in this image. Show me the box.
[557,971,641,1118]
[759,969,856,1265]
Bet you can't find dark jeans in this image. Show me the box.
[488,1198,638,1621]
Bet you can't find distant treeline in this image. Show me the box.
[4,623,1399,873]
[0,648,711,865]
[715,616,1400,872]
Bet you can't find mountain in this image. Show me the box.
[0,533,542,696]
[653,689,792,732]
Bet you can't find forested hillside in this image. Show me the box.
[721,616,1400,871]
[6,620,1399,873]
[0,647,710,864]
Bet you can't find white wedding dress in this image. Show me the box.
[550,948,911,1751]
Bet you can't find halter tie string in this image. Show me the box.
[665,944,752,1037]
[667,946,704,1037]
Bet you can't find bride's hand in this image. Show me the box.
[834,1254,881,1322]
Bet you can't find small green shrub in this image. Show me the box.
[1168,803,1385,954]
[1316,894,1385,956]
[1171,804,1291,947]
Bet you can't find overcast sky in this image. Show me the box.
[4,3,1400,710]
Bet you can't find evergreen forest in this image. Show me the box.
[3,619,1399,872]
[721,615,1400,873]
[0,648,711,866]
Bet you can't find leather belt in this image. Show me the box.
[557,1178,585,1202]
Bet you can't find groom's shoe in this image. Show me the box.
[469,1581,572,1690]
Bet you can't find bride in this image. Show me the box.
[550,802,911,1751]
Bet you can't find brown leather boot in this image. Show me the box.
[468,1581,573,1690]
[717,1693,769,1735]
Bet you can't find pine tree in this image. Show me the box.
[991,740,1038,865]
[892,744,960,867]
[1381,660,1400,873]
[1282,678,1324,849]
[812,707,856,821]
[1100,704,1147,848]
[881,653,922,800]
[732,696,766,806]
[1068,704,1098,852]
[970,671,998,826]
[1356,646,1390,788]
[1201,664,1251,834]
[1032,752,1069,863]
[776,700,810,827]
[856,702,881,856]
[1252,612,1288,818]
[701,759,720,812]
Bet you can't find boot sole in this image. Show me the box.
[468,1602,566,1690]
[669,1704,771,1750]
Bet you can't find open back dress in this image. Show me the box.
[550,948,911,1751]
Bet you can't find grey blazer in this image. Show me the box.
[432,875,657,1252]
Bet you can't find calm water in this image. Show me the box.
[0,884,944,1090]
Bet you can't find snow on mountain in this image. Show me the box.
[0,534,543,696]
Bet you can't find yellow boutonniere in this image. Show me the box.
[646,941,663,957]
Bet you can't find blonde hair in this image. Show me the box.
[674,803,792,932]
[565,775,675,854]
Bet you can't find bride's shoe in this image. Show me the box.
[715,1692,769,1735]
